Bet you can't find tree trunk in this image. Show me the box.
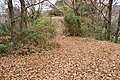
[106,0,113,40]
[20,0,27,29]
[8,0,16,44]
[37,0,41,15]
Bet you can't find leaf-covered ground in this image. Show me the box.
[0,17,120,80]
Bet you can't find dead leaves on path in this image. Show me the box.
[0,35,119,80]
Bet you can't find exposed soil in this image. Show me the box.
[0,17,120,80]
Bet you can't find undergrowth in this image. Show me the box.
[64,10,81,36]
[0,16,59,56]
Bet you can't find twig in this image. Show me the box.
[89,0,109,22]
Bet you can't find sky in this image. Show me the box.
[0,0,120,12]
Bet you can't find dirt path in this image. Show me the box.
[0,17,120,80]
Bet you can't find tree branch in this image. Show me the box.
[63,0,74,9]
[89,0,109,22]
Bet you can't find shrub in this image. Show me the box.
[94,22,105,40]
[0,44,6,54]
[110,23,120,43]
[16,17,56,53]
[0,39,13,55]
[0,22,10,36]
[60,6,69,14]
[80,17,105,40]
[80,17,95,37]
[64,11,81,36]
[0,16,57,55]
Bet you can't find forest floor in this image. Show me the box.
[0,17,120,80]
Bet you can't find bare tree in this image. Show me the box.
[20,0,28,29]
[106,0,113,40]
[37,0,43,16]
[63,0,81,16]
[8,0,16,44]
[89,0,113,40]
[26,0,37,19]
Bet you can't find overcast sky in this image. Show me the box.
[0,0,120,12]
